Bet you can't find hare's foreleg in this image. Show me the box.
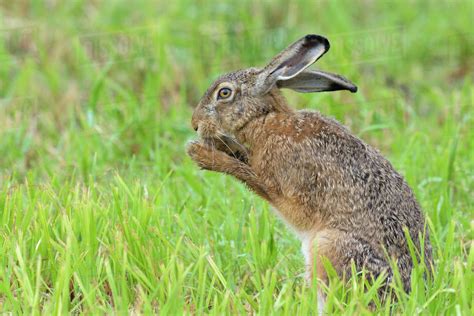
[187,141,271,201]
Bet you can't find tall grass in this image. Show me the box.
[0,0,473,314]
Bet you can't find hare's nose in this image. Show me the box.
[191,120,199,132]
[191,116,197,131]
[191,110,202,132]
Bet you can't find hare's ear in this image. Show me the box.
[277,70,358,93]
[255,34,330,93]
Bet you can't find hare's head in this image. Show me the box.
[191,34,357,143]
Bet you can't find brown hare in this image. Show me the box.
[187,34,433,311]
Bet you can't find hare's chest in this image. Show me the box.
[271,198,323,233]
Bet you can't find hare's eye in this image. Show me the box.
[217,87,232,100]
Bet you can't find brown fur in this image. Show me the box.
[187,34,433,302]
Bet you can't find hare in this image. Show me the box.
[187,34,433,310]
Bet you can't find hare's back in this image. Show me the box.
[303,112,427,246]
[273,111,426,232]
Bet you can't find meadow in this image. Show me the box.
[0,0,473,314]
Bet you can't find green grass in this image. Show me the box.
[0,0,473,314]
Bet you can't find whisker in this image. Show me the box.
[219,133,250,159]
[216,134,239,159]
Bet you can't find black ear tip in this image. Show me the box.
[305,34,319,41]
[304,34,330,50]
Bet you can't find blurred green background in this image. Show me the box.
[0,1,473,314]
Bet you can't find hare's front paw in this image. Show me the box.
[186,140,229,171]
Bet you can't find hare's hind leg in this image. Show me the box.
[334,235,394,302]
[302,232,395,309]
[306,235,393,296]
